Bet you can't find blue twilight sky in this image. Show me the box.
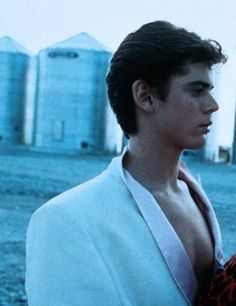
[0,0,236,146]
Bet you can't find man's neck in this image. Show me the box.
[123,137,182,193]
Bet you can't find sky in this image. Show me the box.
[1,0,236,54]
[0,0,236,146]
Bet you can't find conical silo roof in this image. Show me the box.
[48,32,111,52]
[0,36,31,55]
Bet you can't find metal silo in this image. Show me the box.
[0,36,30,144]
[33,33,112,153]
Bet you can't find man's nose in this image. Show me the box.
[204,95,219,113]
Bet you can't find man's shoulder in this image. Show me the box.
[31,157,129,220]
[52,171,119,205]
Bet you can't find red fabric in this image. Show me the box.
[195,255,236,306]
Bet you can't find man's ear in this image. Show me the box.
[132,80,154,113]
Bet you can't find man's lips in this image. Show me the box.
[198,121,212,127]
[198,121,212,134]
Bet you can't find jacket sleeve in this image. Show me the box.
[25,204,121,306]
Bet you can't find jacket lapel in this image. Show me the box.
[178,162,224,268]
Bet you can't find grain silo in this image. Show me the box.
[0,36,30,144]
[33,33,112,153]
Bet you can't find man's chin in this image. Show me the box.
[184,138,206,150]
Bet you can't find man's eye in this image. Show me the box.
[191,88,204,96]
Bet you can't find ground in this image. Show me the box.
[0,147,235,306]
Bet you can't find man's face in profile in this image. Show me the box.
[151,62,218,150]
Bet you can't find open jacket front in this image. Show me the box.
[26,154,223,306]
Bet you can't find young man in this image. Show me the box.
[26,21,226,305]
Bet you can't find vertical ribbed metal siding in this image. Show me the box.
[91,52,112,151]
[0,52,29,144]
[34,48,111,152]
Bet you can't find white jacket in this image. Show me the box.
[26,155,223,306]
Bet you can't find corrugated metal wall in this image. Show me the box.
[0,34,120,153]
[33,45,112,152]
[0,45,30,144]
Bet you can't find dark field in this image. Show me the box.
[0,147,235,305]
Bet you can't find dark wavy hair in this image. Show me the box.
[106,21,226,137]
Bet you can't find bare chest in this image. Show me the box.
[153,187,214,285]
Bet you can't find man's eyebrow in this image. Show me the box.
[186,80,214,89]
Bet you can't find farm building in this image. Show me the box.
[32,33,114,153]
[0,36,31,144]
